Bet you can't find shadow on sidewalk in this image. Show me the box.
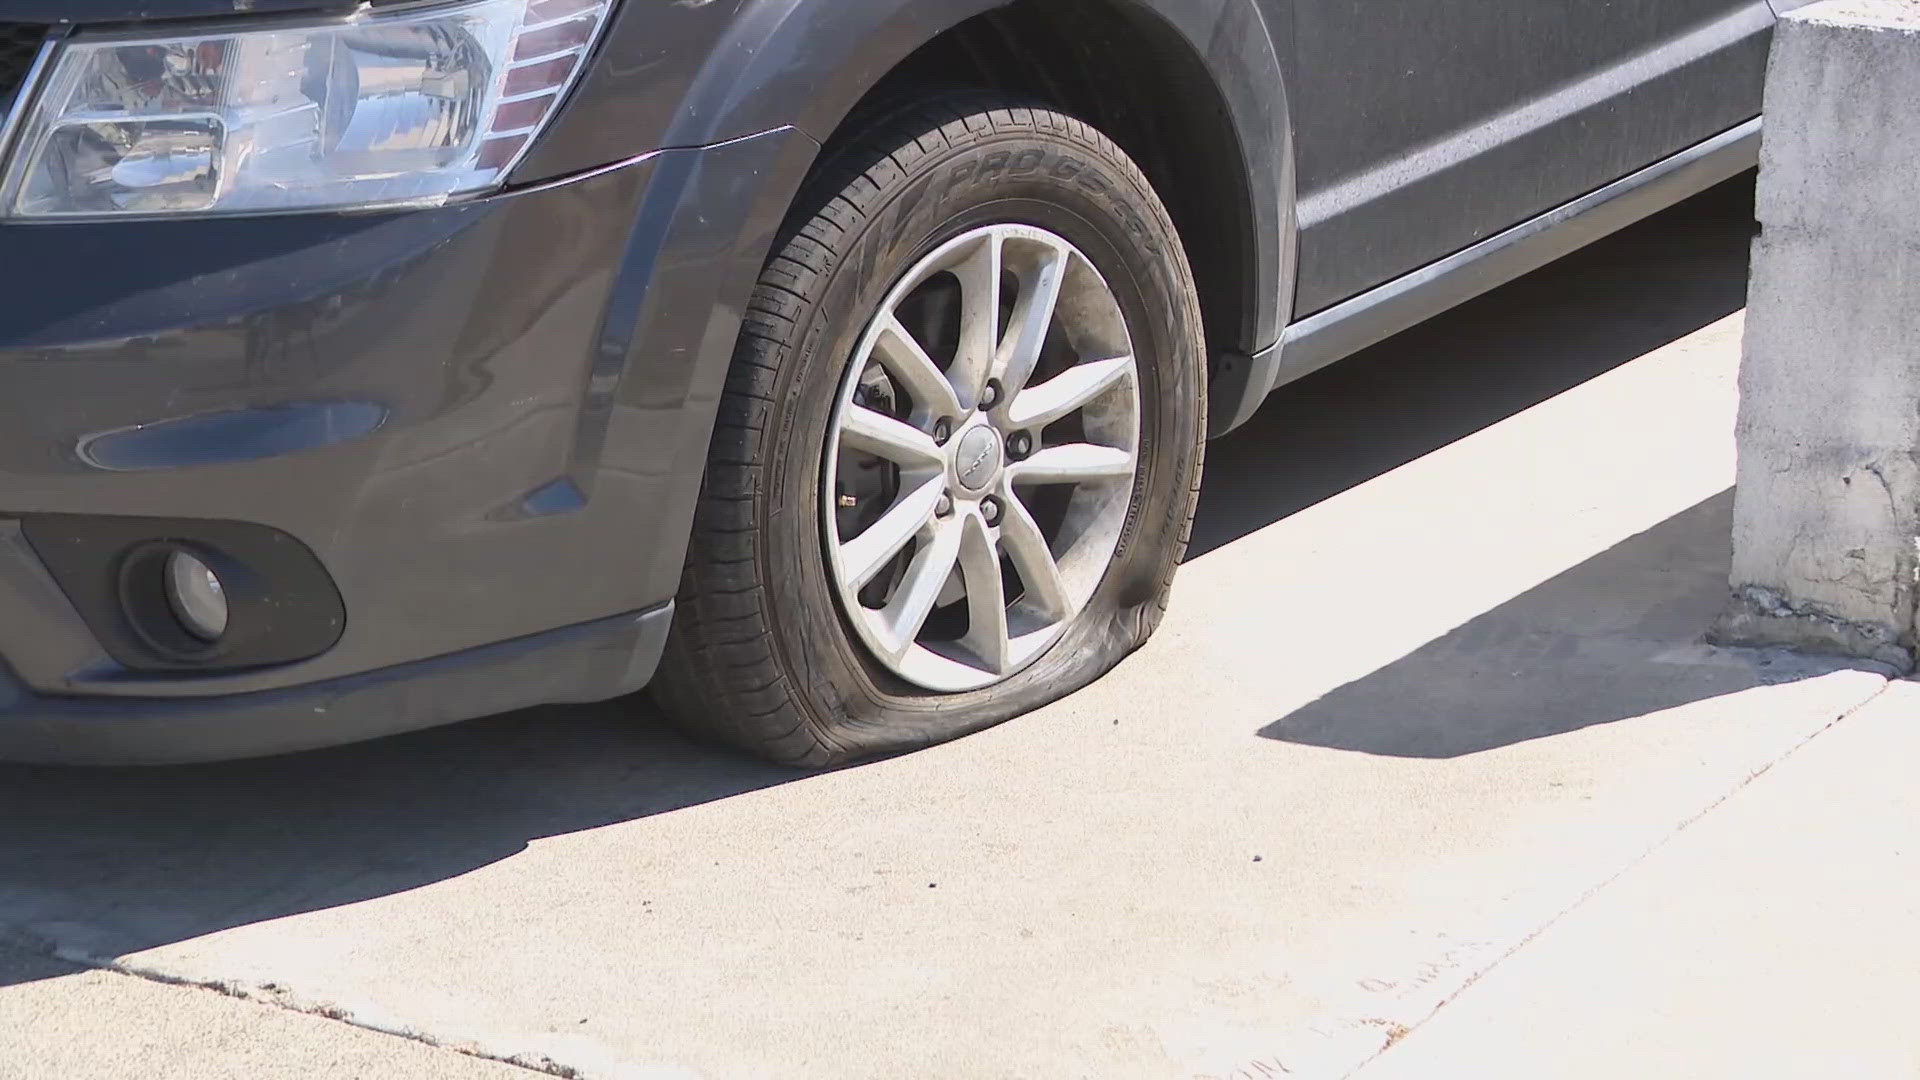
[0,176,1762,987]
[1258,489,1864,759]
[1191,173,1756,558]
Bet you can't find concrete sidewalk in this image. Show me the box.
[1357,680,1919,1080]
[0,945,525,1080]
[0,178,1908,1079]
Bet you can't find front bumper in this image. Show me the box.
[0,603,671,766]
[0,125,814,763]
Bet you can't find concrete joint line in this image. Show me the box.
[1335,675,1898,1080]
[0,928,580,1079]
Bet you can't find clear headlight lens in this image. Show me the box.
[0,0,610,218]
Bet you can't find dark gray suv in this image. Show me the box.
[0,0,1776,765]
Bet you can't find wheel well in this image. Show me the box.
[829,0,1263,362]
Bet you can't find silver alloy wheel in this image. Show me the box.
[822,223,1142,692]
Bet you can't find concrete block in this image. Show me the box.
[1716,0,1920,671]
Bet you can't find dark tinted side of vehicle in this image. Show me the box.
[1274,0,1773,313]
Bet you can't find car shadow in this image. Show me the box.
[1190,172,1757,558]
[0,175,1762,986]
[0,702,805,982]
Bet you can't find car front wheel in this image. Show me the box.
[652,95,1206,766]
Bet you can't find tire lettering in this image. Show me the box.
[944,160,978,197]
[1008,148,1048,175]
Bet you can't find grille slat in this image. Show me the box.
[1,24,48,117]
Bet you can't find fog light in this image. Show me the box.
[165,550,228,642]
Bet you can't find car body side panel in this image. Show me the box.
[1279,0,1773,314]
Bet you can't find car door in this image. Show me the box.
[1271,0,1775,315]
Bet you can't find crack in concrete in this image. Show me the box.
[1856,460,1919,612]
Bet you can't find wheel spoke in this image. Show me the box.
[994,240,1070,397]
[840,477,945,588]
[955,512,1010,673]
[1005,355,1133,431]
[947,231,1003,408]
[876,517,963,660]
[872,316,963,420]
[840,403,943,466]
[1008,443,1134,485]
[997,490,1070,621]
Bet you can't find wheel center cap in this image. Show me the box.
[953,425,1003,492]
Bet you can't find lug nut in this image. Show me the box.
[980,379,1004,410]
[980,496,1003,526]
[1007,431,1033,460]
[936,494,954,517]
[933,418,953,445]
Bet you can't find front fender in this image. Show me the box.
[518,0,1296,434]
[1136,0,1297,356]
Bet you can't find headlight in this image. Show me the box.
[0,0,611,218]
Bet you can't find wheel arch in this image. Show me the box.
[669,0,1298,431]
